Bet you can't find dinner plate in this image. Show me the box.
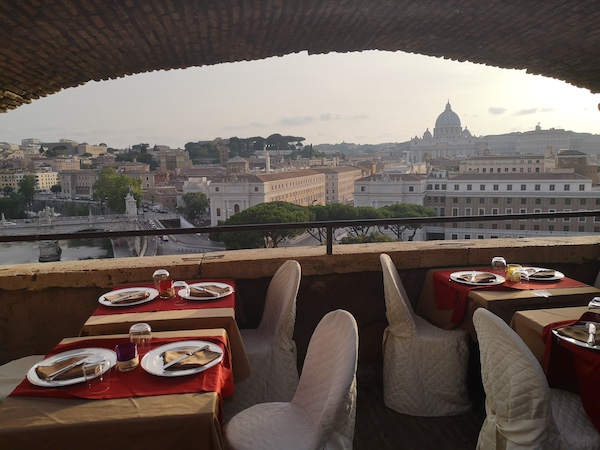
[27,348,117,387]
[520,267,565,282]
[141,340,223,377]
[450,271,505,286]
[98,287,158,307]
[552,322,600,351]
[178,282,234,301]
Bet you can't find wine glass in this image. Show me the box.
[173,281,189,306]
[491,257,507,274]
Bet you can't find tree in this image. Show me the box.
[210,201,312,250]
[92,168,142,214]
[18,174,36,207]
[306,203,359,243]
[346,206,383,238]
[0,192,26,219]
[180,192,209,223]
[3,186,13,196]
[340,232,395,244]
[379,204,437,241]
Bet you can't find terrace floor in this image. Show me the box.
[352,325,485,449]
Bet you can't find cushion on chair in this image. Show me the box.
[474,308,600,450]
[380,253,471,417]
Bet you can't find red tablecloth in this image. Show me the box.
[542,312,600,432]
[92,279,236,316]
[10,335,233,401]
[432,269,588,324]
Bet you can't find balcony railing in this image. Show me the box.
[0,209,598,255]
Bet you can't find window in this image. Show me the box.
[565,198,571,205]
[254,187,258,192]
[409,186,414,192]
[579,226,585,232]
[451,234,458,240]
[506,208,513,214]
[427,184,432,190]
[492,197,499,204]
[519,208,527,220]
[478,208,485,215]
[216,208,221,216]
[535,198,541,205]
[520,198,527,205]
[479,198,485,204]
[492,208,499,215]
[454,184,459,190]
[549,225,554,231]
[507,184,513,191]
[534,224,540,230]
[521,184,526,191]
[452,207,458,216]
[465,207,472,216]
[441,184,446,190]
[478,224,484,229]
[564,184,570,191]
[453,197,458,203]
[480,184,485,191]
[579,210,586,222]
[579,184,585,191]
[215,187,220,192]
[550,198,556,205]
[505,223,512,230]
[550,184,555,191]
[493,184,499,191]
[507,198,512,204]
[465,234,471,239]
[360,186,365,192]
[482,168,486,173]
[234,204,240,213]
[548,209,556,222]
[563,209,571,222]
[563,225,570,231]
[467,184,472,191]
[466,198,471,204]
[535,184,540,191]
[435,184,439,190]
[533,208,541,221]
[580,198,587,205]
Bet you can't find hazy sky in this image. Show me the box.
[1,50,599,149]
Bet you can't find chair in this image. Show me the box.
[225,309,359,450]
[473,308,600,450]
[224,260,302,420]
[380,253,471,416]
[0,355,44,403]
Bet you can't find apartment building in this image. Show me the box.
[209,169,326,225]
[59,170,99,197]
[426,173,600,240]
[0,170,58,192]
[353,172,428,208]
[313,166,363,204]
[458,148,556,174]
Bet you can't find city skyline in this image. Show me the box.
[1,50,600,149]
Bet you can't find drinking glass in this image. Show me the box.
[115,342,139,372]
[129,323,152,348]
[82,355,111,393]
[173,281,189,306]
[491,257,507,273]
[506,264,522,281]
[512,268,529,283]
[153,269,174,299]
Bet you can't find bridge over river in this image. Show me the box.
[0,214,143,262]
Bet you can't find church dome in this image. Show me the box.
[423,128,432,139]
[433,101,463,139]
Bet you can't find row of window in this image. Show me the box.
[447,206,599,221]
[426,183,589,192]
[445,197,597,205]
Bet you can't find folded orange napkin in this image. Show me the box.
[556,325,592,343]
[35,356,86,380]
[104,290,150,304]
[189,285,230,298]
[456,272,496,283]
[162,347,221,371]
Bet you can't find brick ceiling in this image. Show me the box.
[1,1,600,112]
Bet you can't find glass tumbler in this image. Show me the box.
[129,323,152,348]
[153,269,174,299]
[82,355,111,393]
[491,257,507,273]
[115,342,139,372]
[172,281,189,306]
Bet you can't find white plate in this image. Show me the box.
[98,287,158,307]
[552,323,600,351]
[450,271,505,286]
[178,282,234,301]
[27,348,117,388]
[520,267,565,282]
[141,340,223,377]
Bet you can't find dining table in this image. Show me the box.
[80,279,251,383]
[511,305,600,433]
[416,267,600,339]
[0,328,233,450]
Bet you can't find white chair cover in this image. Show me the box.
[473,308,600,450]
[380,253,471,416]
[225,309,359,450]
[224,260,301,420]
[0,355,44,403]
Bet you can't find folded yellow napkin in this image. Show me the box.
[35,356,86,381]
[189,285,230,298]
[456,272,496,283]
[557,325,591,343]
[162,347,221,371]
[528,269,556,279]
[104,290,150,304]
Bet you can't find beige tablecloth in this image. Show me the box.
[417,268,600,339]
[0,329,231,450]
[80,307,251,383]
[511,306,591,363]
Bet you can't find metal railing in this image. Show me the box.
[0,209,599,255]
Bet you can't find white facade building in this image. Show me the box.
[353,173,428,208]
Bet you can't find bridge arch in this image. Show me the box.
[1,1,599,112]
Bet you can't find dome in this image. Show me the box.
[433,101,463,139]
[435,101,461,128]
[423,128,432,139]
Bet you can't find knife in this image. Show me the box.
[106,290,149,304]
[46,356,89,381]
[162,345,210,370]
[587,323,596,346]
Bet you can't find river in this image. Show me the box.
[0,240,110,265]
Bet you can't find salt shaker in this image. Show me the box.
[153,269,174,299]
